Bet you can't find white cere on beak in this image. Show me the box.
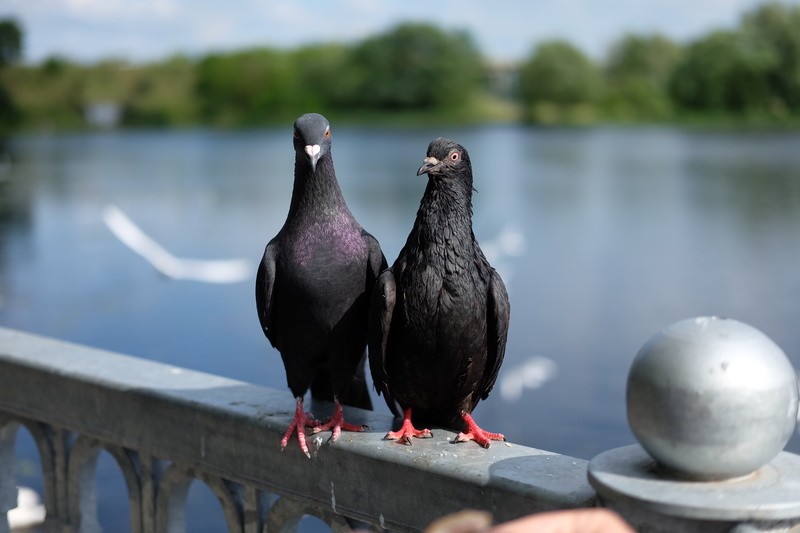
[424,156,439,165]
[304,144,321,158]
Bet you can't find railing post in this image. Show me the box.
[21,421,59,530]
[51,426,72,531]
[0,417,16,533]
[265,495,350,533]
[154,463,192,533]
[589,317,800,532]
[242,486,265,533]
[67,435,103,533]
[139,453,160,533]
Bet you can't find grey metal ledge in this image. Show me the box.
[0,326,594,532]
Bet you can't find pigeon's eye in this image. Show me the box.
[324,128,331,138]
[293,131,300,140]
[450,151,460,161]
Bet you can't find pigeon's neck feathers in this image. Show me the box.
[288,152,351,219]
[411,175,475,250]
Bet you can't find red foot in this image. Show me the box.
[311,400,366,443]
[280,397,320,458]
[385,408,432,445]
[454,412,505,448]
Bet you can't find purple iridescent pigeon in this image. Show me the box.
[256,113,386,457]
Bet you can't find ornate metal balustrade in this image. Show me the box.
[0,327,594,533]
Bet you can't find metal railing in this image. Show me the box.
[0,327,594,532]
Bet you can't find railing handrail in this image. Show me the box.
[0,327,594,532]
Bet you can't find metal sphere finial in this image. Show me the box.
[627,316,799,480]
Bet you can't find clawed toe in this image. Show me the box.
[308,401,364,444]
[279,398,319,457]
[385,408,432,444]
[454,412,504,448]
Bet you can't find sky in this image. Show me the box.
[0,0,796,65]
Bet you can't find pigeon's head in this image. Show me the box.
[293,113,332,172]
[416,137,473,187]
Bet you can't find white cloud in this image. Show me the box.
[59,0,181,22]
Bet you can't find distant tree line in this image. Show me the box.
[192,24,482,126]
[1,2,799,131]
[0,18,22,134]
[520,2,800,124]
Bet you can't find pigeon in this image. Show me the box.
[369,137,510,448]
[256,113,386,457]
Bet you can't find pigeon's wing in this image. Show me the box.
[363,229,388,284]
[368,267,400,416]
[255,241,278,348]
[478,268,510,400]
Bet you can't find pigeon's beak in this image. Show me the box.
[305,144,322,172]
[417,156,441,176]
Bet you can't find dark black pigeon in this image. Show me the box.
[369,137,510,448]
[256,113,386,457]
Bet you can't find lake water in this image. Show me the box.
[2,124,800,529]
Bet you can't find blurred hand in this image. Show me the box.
[424,508,634,533]
[488,509,634,533]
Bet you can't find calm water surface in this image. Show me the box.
[2,124,800,529]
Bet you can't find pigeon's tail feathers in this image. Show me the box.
[309,372,334,403]
[341,365,373,411]
[309,359,373,411]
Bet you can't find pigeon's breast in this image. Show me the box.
[289,215,367,268]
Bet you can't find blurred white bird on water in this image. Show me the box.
[102,204,252,284]
[8,486,46,530]
[499,356,558,403]
[481,223,526,285]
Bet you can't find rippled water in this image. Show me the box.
[2,124,799,529]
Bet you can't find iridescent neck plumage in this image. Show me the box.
[288,152,349,219]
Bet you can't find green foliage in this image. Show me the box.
[740,2,800,111]
[0,19,22,67]
[0,19,23,133]
[514,1,800,125]
[604,34,682,120]
[192,43,355,126]
[669,29,778,113]
[669,2,800,119]
[0,83,19,134]
[195,48,304,126]
[3,3,800,131]
[518,40,601,123]
[123,55,197,127]
[342,23,483,111]
[291,44,351,110]
[192,23,485,126]
[2,57,88,130]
